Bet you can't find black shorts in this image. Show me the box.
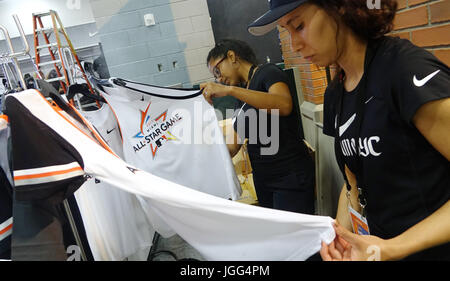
[253,160,315,215]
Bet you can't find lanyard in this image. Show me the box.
[246,64,258,89]
[334,40,380,216]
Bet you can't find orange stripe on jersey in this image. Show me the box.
[100,92,124,144]
[67,102,117,156]
[14,166,83,181]
[31,89,118,158]
[0,115,8,123]
[0,223,13,235]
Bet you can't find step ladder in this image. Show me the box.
[32,10,95,96]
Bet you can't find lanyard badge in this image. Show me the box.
[335,40,382,236]
[346,189,370,235]
[348,205,370,235]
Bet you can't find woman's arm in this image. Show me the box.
[219,118,243,158]
[385,200,450,260]
[327,199,450,261]
[229,82,293,116]
[413,97,450,161]
[200,82,293,116]
[323,199,450,261]
[381,97,450,259]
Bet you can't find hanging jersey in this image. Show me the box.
[0,118,12,259]
[0,169,12,246]
[0,116,12,186]
[5,90,335,261]
[75,104,155,261]
[80,103,124,159]
[7,98,86,202]
[5,98,88,260]
[98,78,241,200]
[74,177,154,261]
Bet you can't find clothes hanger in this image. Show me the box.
[66,83,106,103]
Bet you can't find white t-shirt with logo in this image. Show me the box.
[99,79,241,201]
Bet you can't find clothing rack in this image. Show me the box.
[0,15,31,92]
[1,14,89,261]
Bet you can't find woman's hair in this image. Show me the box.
[206,39,258,66]
[313,0,398,41]
[312,0,397,83]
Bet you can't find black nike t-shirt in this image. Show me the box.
[323,36,450,260]
[233,63,310,178]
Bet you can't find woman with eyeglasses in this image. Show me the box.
[200,39,315,215]
[248,0,450,260]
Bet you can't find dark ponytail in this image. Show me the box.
[206,39,258,66]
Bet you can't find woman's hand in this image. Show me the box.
[320,222,394,261]
[200,82,232,105]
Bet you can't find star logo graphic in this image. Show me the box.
[133,102,181,158]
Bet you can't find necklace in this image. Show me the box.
[246,64,257,89]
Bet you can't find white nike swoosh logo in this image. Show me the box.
[413,70,440,87]
[339,113,356,137]
[365,96,374,104]
[336,97,373,134]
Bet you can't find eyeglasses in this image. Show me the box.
[211,57,226,80]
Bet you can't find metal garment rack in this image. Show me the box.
[0,15,32,92]
[1,14,88,261]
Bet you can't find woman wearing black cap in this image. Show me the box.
[249,0,450,260]
[200,39,315,215]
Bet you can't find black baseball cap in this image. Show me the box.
[248,0,309,36]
